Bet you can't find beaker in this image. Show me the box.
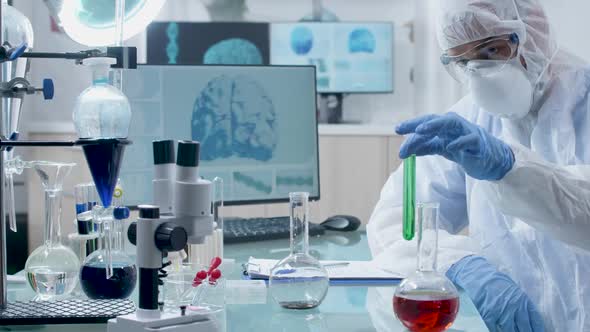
[79,205,137,299]
[393,203,460,332]
[269,192,329,309]
[24,161,80,300]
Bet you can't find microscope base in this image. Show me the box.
[107,310,220,332]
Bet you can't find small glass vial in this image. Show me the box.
[269,192,329,309]
[393,203,460,332]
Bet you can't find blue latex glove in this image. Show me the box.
[396,112,514,180]
[446,256,545,332]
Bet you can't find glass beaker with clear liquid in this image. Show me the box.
[393,203,460,332]
[24,161,80,300]
[269,192,329,309]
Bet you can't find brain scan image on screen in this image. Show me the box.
[191,75,278,162]
[290,26,314,55]
[348,28,376,54]
[203,38,264,65]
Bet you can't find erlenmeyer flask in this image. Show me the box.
[393,203,460,332]
[24,161,79,300]
[269,192,329,309]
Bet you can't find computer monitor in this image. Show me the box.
[119,65,320,206]
[146,22,270,65]
[271,22,394,93]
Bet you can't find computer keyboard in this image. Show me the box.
[223,216,325,244]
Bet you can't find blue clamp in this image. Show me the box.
[6,132,19,152]
[42,79,54,100]
[8,42,27,61]
[114,206,130,220]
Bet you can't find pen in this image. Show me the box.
[322,262,350,268]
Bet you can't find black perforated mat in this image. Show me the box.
[0,299,135,325]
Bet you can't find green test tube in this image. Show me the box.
[403,155,416,240]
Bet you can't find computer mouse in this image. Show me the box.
[321,215,361,232]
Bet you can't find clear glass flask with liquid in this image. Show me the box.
[24,161,80,300]
[393,203,460,332]
[269,192,329,309]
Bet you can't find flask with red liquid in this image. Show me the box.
[393,203,460,332]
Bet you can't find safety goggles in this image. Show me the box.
[440,33,520,83]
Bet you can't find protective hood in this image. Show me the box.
[436,0,559,97]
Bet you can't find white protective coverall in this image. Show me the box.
[368,0,590,331]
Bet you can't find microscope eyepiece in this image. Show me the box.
[153,140,175,165]
[176,140,200,167]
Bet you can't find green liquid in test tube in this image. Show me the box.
[403,155,416,240]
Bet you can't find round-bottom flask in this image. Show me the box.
[80,249,137,299]
[269,192,329,309]
[24,161,79,300]
[393,203,459,332]
[270,253,329,309]
[25,244,80,300]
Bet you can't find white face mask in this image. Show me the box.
[467,58,533,119]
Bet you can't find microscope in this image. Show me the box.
[108,140,219,332]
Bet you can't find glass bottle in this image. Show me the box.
[24,161,79,300]
[72,57,131,139]
[269,192,329,309]
[393,203,460,332]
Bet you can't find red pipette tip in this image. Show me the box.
[210,269,221,280]
[208,269,222,285]
[192,270,208,286]
[207,257,222,276]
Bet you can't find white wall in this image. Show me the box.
[539,0,590,62]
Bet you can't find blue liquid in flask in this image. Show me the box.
[80,262,137,299]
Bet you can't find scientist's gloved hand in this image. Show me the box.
[396,112,514,180]
[446,255,545,332]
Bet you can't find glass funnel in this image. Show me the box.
[24,161,80,300]
[269,192,329,309]
[393,203,460,332]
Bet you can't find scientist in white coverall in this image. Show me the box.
[367,0,590,331]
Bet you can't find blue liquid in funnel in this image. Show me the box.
[82,139,126,207]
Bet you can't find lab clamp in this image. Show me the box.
[108,140,221,332]
[0,3,138,322]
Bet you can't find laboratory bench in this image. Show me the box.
[4,230,488,332]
